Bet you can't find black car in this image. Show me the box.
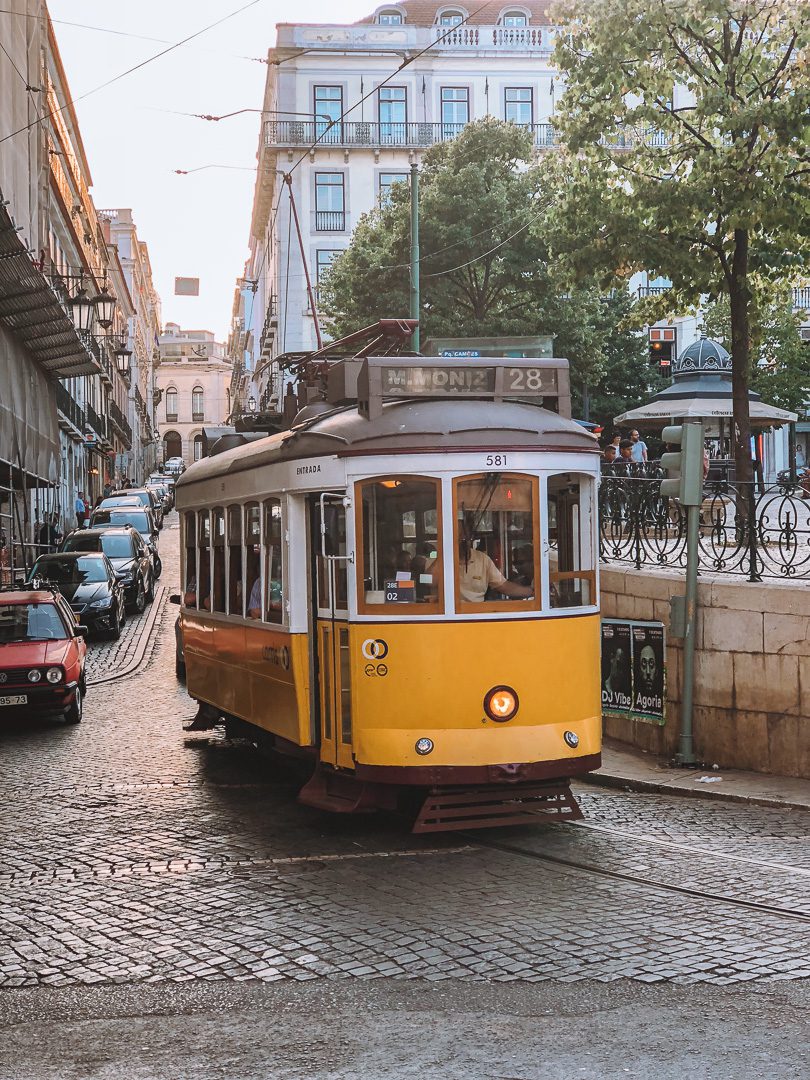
[27,553,126,639]
[60,527,154,614]
[89,507,162,579]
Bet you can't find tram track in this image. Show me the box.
[466,828,810,924]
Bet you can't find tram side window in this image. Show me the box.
[183,512,197,607]
[263,498,283,624]
[358,477,443,612]
[245,503,261,619]
[547,474,595,608]
[453,475,540,612]
[227,506,242,615]
[212,508,226,613]
[196,510,211,610]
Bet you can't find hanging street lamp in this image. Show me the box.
[248,395,257,413]
[70,285,95,333]
[114,329,132,377]
[92,286,116,329]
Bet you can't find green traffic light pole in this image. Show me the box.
[661,421,704,766]
[410,162,420,354]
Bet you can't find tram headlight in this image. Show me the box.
[415,738,434,756]
[484,686,518,722]
[564,730,580,748]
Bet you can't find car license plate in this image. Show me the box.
[0,695,27,706]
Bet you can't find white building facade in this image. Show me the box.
[155,325,232,466]
[247,1,564,410]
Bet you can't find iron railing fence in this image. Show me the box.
[599,473,810,583]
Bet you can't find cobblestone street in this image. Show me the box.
[0,514,808,1076]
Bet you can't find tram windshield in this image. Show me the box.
[358,477,443,613]
[453,475,541,613]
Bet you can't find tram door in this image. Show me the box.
[311,494,353,769]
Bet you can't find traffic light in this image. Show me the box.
[649,327,676,370]
[660,423,704,505]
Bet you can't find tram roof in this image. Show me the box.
[176,398,597,490]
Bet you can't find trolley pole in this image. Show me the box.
[410,162,420,353]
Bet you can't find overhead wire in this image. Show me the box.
[0,7,268,64]
[0,0,270,146]
[423,212,543,277]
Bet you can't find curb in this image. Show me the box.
[579,770,810,813]
[86,585,167,687]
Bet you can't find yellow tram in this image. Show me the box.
[174,354,602,831]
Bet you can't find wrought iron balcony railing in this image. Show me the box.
[793,286,810,311]
[108,399,132,446]
[265,119,666,152]
[314,210,346,232]
[55,381,86,433]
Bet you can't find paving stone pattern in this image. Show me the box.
[0,515,808,989]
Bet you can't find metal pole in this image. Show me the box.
[410,162,420,353]
[676,500,700,765]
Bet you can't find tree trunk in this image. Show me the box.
[729,229,753,488]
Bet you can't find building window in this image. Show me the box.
[501,11,528,26]
[440,87,469,138]
[314,85,342,141]
[165,387,178,421]
[378,171,409,205]
[315,250,341,296]
[547,474,596,609]
[192,386,204,422]
[377,9,403,24]
[505,87,533,126]
[315,172,345,232]
[437,10,464,26]
[378,86,406,143]
[263,498,284,624]
[193,434,203,461]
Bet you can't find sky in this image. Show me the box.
[47,0,371,341]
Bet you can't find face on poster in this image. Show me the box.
[601,621,632,712]
[632,624,665,721]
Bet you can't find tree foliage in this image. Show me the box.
[546,0,810,480]
[320,119,657,424]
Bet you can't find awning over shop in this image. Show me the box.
[0,193,103,379]
[0,323,60,485]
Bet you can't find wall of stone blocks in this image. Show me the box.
[599,566,810,778]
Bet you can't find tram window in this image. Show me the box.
[227,506,242,615]
[547,475,596,608]
[263,498,283,624]
[453,475,541,613]
[183,512,197,607]
[245,502,261,619]
[212,507,226,613]
[197,510,211,611]
[357,477,443,614]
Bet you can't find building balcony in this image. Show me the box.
[636,285,672,298]
[55,382,86,435]
[793,287,810,312]
[165,413,178,424]
[192,412,205,423]
[259,296,278,360]
[108,400,133,447]
[314,210,346,232]
[277,23,554,56]
[265,120,653,152]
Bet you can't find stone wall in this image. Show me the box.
[599,566,810,779]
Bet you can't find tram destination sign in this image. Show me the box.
[357,356,569,419]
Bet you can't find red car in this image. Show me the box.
[0,586,88,723]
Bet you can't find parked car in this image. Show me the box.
[0,584,88,723]
[163,457,186,477]
[28,553,126,640]
[106,488,163,529]
[89,507,161,578]
[146,482,172,515]
[60,527,154,614]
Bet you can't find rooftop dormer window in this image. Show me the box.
[437,10,465,26]
[377,9,404,23]
[501,10,529,26]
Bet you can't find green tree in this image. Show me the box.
[547,0,809,482]
[320,119,657,420]
[700,291,810,415]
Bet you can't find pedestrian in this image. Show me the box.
[74,491,86,529]
[603,444,618,467]
[615,439,636,475]
[83,494,91,525]
[103,481,113,499]
[629,429,648,464]
[37,514,59,554]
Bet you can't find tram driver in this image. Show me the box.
[457,533,533,604]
